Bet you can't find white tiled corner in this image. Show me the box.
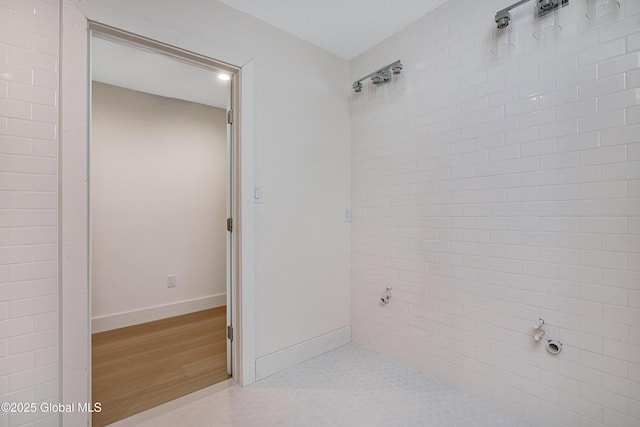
[0,1,59,426]
[350,1,640,426]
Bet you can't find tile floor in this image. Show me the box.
[138,344,530,427]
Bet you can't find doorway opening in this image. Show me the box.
[88,25,238,426]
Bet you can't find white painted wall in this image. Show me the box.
[77,0,352,359]
[91,82,227,329]
[0,1,59,426]
[351,1,640,427]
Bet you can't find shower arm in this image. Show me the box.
[498,0,533,15]
[352,60,402,89]
[495,0,564,27]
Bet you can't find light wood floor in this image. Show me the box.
[91,307,230,426]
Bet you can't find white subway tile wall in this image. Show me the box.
[0,0,59,426]
[351,1,639,426]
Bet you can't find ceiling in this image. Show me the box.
[92,36,230,109]
[218,0,450,59]
[91,1,450,106]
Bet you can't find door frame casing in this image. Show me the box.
[59,3,256,425]
[88,21,239,378]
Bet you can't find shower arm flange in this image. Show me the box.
[352,60,402,90]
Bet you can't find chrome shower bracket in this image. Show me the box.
[495,0,569,28]
[353,60,402,93]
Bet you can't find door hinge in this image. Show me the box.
[227,110,233,125]
[226,217,233,232]
[227,325,233,341]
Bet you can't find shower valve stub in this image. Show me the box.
[380,287,392,305]
[533,318,545,329]
[532,318,546,342]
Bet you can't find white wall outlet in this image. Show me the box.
[167,275,176,288]
[344,208,351,222]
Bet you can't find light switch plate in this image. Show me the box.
[254,185,263,203]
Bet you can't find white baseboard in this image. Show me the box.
[255,325,351,381]
[91,294,226,333]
